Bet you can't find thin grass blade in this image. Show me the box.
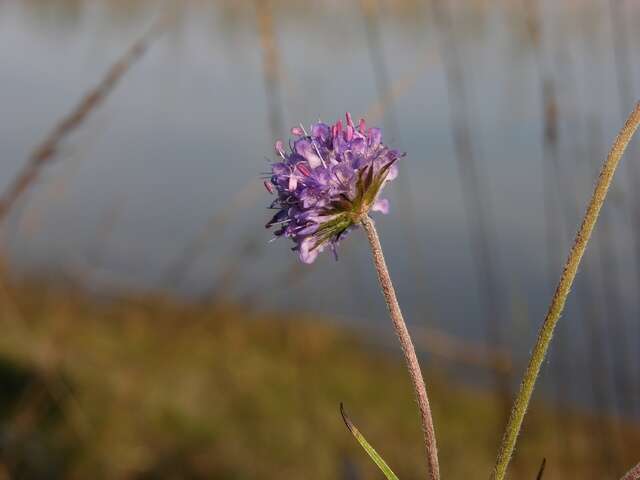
[340,403,399,480]
[535,458,546,480]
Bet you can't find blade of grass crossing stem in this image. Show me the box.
[340,403,399,480]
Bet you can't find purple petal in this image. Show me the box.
[295,139,323,169]
[288,174,298,191]
[271,162,288,175]
[311,123,330,142]
[299,237,320,264]
[368,128,382,148]
[351,138,366,155]
[386,163,399,181]
[371,198,390,214]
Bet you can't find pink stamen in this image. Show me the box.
[345,125,354,141]
[274,139,285,157]
[264,180,274,194]
[358,118,366,133]
[296,163,311,177]
[291,126,304,136]
[345,111,354,127]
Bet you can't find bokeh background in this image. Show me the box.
[0,0,639,478]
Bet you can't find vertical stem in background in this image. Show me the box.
[429,0,512,422]
[255,0,286,141]
[360,215,440,480]
[491,102,640,480]
[360,0,436,324]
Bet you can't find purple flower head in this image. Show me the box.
[264,113,403,263]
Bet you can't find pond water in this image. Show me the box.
[1,0,640,413]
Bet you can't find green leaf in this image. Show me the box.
[340,403,400,480]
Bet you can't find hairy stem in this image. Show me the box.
[360,215,440,480]
[491,101,640,480]
[620,463,640,480]
[621,461,640,480]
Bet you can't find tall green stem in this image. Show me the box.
[491,101,640,480]
[360,215,440,480]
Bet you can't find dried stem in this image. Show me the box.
[360,215,439,480]
[0,15,166,225]
[491,101,640,480]
[620,461,640,480]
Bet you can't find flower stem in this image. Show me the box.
[620,461,640,480]
[360,214,440,480]
[491,101,640,480]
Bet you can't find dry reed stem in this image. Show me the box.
[491,101,640,480]
[360,215,439,480]
[256,0,285,140]
[430,0,513,425]
[0,15,166,225]
[360,0,436,327]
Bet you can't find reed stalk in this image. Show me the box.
[491,101,640,480]
[360,0,435,324]
[430,0,512,425]
[0,16,166,225]
[360,215,439,480]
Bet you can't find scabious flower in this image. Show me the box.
[264,112,403,263]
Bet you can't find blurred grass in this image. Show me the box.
[0,277,638,479]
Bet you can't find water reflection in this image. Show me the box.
[1,0,640,417]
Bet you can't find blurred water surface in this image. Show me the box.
[1,0,640,409]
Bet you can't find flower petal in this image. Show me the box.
[311,122,331,142]
[295,139,323,168]
[368,128,382,148]
[289,174,298,191]
[299,237,320,264]
[385,163,398,181]
[372,198,390,214]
